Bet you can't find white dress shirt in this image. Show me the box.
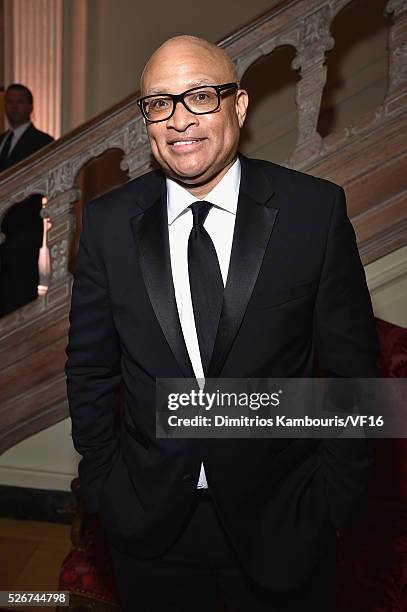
[166,157,241,488]
[0,122,31,156]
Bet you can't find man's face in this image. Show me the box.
[141,41,248,192]
[5,89,32,128]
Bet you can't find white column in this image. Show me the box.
[4,0,63,138]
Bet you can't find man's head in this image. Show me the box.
[4,84,33,129]
[139,36,248,197]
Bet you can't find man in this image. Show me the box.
[66,36,378,612]
[0,83,54,316]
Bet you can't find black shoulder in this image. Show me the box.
[242,155,342,199]
[85,168,164,217]
[29,125,54,145]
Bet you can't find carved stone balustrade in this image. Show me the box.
[0,0,406,452]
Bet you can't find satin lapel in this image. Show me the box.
[130,192,194,378]
[207,157,278,378]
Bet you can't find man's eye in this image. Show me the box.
[150,98,170,110]
[192,91,211,103]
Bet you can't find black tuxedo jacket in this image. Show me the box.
[0,124,53,315]
[66,155,378,591]
[0,123,53,172]
[0,124,53,248]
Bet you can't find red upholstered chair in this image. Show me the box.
[59,318,407,612]
[334,318,407,612]
[57,478,120,612]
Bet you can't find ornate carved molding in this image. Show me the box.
[385,0,407,104]
[296,5,334,69]
[48,161,76,199]
[234,30,299,79]
[120,118,152,179]
[289,5,334,164]
[44,189,80,286]
[320,107,385,155]
[387,0,407,16]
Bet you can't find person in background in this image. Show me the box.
[0,83,54,317]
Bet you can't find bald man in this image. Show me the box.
[66,36,378,612]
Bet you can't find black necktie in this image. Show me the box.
[0,131,13,159]
[188,201,224,376]
[0,131,14,172]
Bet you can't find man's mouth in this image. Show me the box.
[168,138,205,148]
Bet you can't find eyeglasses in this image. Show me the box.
[137,82,238,123]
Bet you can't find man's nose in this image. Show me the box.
[167,100,198,131]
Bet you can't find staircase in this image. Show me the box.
[0,0,406,453]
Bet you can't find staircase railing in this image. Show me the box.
[1,0,406,452]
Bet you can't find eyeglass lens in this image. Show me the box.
[142,87,219,121]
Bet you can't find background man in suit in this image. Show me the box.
[66,36,378,612]
[0,83,53,316]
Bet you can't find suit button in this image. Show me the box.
[182,473,193,482]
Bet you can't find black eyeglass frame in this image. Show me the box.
[136,82,239,123]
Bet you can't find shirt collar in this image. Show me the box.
[9,121,31,139]
[166,157,241,226]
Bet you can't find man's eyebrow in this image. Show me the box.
[145,80,215,95]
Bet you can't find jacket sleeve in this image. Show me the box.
[65,202,121,514]
[314,186,379,528]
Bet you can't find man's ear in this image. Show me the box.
[235,89,249,128]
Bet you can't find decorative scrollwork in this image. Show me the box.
[385,0,407,97]
[47,162,75,199]
[304,7,329,45]
[294,5,334,70]
[50,239,69,280]
[42,189,80,220]
[126,118,149,152]
[386,0,407,17]
[390,41,407,89]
